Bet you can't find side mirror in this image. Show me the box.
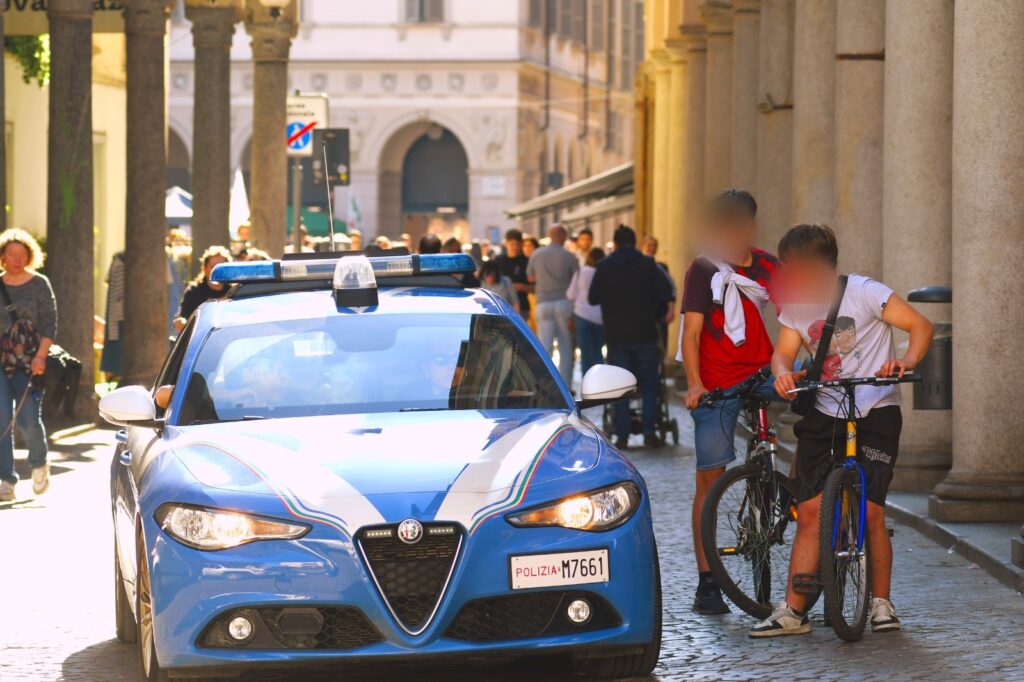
[99,385,161,428]
[577,364,638,409]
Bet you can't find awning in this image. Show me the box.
[504,162,633,220]
[558,193,635,224]
[165,186,192,226]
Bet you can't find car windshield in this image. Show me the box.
[176,312,567,424]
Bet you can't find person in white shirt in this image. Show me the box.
[567,247,605,376]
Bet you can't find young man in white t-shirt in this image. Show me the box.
[750,224,934,638]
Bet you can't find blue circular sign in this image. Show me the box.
[287,121,312,151]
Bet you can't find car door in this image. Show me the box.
[114,320,196,604]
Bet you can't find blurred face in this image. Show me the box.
[705,213,757,263]
[776,254,838,305]
[522,240,536,258]
[505,238,522,257]
[1,242,31,273]
[641,238,658,257]
[204,255,228,289]
[350,234,363,250]
[576,233,593,254]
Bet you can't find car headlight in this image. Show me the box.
[154,503,309,551]
[505,482,640,531]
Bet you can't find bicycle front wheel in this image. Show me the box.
[819,467,872,642]
[700,462,800,619]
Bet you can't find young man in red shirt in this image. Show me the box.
[678,189,779,614]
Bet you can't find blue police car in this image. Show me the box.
[100,253,661,680]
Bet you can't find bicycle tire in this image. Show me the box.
[701,462,804,619]
[819,467,872,642]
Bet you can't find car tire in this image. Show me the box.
[136,536,172,682]
[114,543,137,644]
[574,544,662,679]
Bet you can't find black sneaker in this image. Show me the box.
[692,582,730,615]
[614,436,630,450]
[644,433,666,448]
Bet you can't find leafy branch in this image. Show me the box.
[4,35,51,88]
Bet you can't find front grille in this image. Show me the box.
[357,524,462,633]
[444,591,621,643]
[198,606,383,650]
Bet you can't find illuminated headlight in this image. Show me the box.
[154,503,309,551]
[506,483,640,531]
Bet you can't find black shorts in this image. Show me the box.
[793,406,903,506]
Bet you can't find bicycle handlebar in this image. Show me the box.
[786,372,922,394]
[696,366,772,409]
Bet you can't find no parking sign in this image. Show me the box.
[286,94,330,157]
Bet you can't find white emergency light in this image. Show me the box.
[332,255,378,307]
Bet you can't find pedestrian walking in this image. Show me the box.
[0,229,57,502]
[479,260,520,313]
[574,228,594,266]
[100,251,125,380]
[589,225,672,449]
[493,229,533,318]
[528,225,579,388]
[567,247,605,376]
[174,245,231,331]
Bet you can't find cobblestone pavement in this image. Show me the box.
[1,409,1023,682]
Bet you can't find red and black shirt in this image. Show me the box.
[680,249,779,390]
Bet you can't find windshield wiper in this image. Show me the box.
[399,407,451,412]
[190,415,267,425]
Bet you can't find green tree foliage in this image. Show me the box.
[4,35,51,88]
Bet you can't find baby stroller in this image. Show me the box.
[602,358,679,446]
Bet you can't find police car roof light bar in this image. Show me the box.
[210,253,476,284]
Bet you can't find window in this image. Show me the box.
[558,0,573,39]
[590,0,606,51]
[404,0,444,23]
[154,317,196,418]
[546,0,558,32]
[633,0,645,70]
[570,0,586,43]
[177,313,568,425]
[619,0,634,89]
[528,0,543,27]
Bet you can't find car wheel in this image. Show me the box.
[574,544,662,679]
[114,543,137,644]
[136,536,171,682]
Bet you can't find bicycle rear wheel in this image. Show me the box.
[700,462,801,619]
[819,467,871,642]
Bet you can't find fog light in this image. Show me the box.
[567,598,591,624]
[227,615,253,641]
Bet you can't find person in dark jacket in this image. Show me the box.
[589,225,672,449]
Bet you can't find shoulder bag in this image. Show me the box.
[791,275,848,416]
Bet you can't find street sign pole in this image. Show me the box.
[286,92,330,249]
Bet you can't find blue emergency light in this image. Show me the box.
[210,253,476,285]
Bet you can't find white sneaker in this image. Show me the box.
[31,465,49,495]
[749,601,811,638]
[0,480,15,502]
[870,597,901,632]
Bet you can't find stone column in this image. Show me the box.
[651,51,672,255]
[122,0,172,385]
[245,0,298,256]
[701,1,733,196]
[833,0,884,278]
[0,11,6,232]
[185,0,236,273]
[664,44,689,274]
[882,0,954,492]
[931,1,1024,523]
[753,0,793,253]
[730,0,759,193]
[682,25,707,259]
[46,0,94,419]
[792,0,836,226]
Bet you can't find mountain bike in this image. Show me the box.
[787,373,920,641]
[697,367,811,619]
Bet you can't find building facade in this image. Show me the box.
[168,0,644,246]
[638,0,1024,563]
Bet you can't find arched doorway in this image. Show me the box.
[168,127,190,191]
[378,122,469,244]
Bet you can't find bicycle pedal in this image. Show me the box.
[792,573,821,595]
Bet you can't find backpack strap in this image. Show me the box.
[806,275,849,381]
[0,280,17,326]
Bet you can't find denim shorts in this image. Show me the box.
[690,375,778,471]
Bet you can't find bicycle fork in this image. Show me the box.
[832,419,868,557]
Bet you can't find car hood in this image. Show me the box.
[169,410,603,533]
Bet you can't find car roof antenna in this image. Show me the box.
[323,139,337,251]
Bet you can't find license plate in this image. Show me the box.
[509,549,610,589]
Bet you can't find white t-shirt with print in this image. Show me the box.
[778,274,899,418]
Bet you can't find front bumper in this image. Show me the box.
[145,503,657,672]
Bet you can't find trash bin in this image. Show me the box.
[907,286,952,410]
